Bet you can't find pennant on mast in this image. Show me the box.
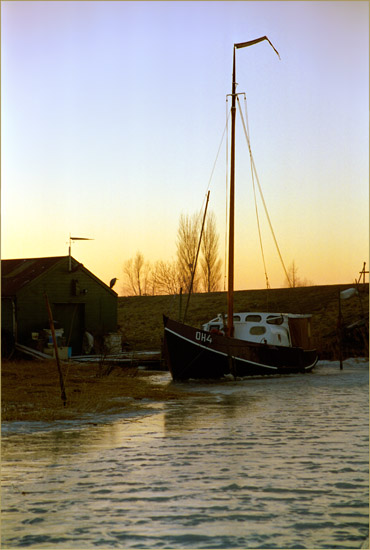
[234,36,280,59]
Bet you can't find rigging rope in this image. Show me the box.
[193,110,231,292]
[199,104,230,291]
[236,95,292,288]
[241,95,270,289]
[201,112,230,211]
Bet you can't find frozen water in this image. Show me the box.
[2,359,369,549]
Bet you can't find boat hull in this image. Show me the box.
[163,316,318,380]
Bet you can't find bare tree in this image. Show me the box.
[121,210,222,297]
[285,260,297,288]
[122,251,151,296]
[176,212,201,293]
[200,211,222,292]
[284,260,312,288]
[152,260,180,295]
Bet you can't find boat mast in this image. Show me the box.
[227,37,280,338]
[227,47,237,337]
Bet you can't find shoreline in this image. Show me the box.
[1,359,192,423]
[2,357,368,425]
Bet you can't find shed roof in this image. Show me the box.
[1,256,116,297]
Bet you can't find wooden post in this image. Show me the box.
[44,293,67,405]
[338,290,343,370]
[179,287,183,322]
[359,262,368,284]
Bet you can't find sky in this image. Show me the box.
[1,1,369,294]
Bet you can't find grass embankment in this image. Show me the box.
[2,360,190,422]
[118,284,369,358]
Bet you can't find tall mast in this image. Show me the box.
[227,47,237,337]
[227,37,280,338]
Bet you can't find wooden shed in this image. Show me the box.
[1,256,118,357]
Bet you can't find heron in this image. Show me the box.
[110,277,118,289]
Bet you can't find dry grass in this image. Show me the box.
[1,359,188,422]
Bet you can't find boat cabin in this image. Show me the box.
[202,312,313,349]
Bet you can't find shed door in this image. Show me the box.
[53,303,85,355]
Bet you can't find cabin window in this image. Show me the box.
[210,325,221,331]
[246,315,261,322]
[233,315,241,322]
[250,326,266,335]
[267,315,284,325]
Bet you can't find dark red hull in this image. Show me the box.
[163,316,318,381]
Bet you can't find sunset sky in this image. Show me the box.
[2,1,369,293]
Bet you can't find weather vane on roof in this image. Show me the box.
[67,233,94,270]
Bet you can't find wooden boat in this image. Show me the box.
[164,313,318,380]
[163,37,318,381]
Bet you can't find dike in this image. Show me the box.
[118,284,369,360]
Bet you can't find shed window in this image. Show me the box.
[71,279,80,296]
[250,326,266,335]
[246,315,261,322]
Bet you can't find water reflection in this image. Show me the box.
[163,391,262,434]
[2,410,163,466]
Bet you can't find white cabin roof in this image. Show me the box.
[212,312,312,322]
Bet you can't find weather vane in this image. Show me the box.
[67,233,94,270]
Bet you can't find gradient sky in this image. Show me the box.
[2,1,369,293]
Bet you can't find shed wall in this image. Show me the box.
[14,258,117,354]
[1,297,16,356]
[1,297,14,335]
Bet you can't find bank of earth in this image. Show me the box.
[118,284,369,358]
